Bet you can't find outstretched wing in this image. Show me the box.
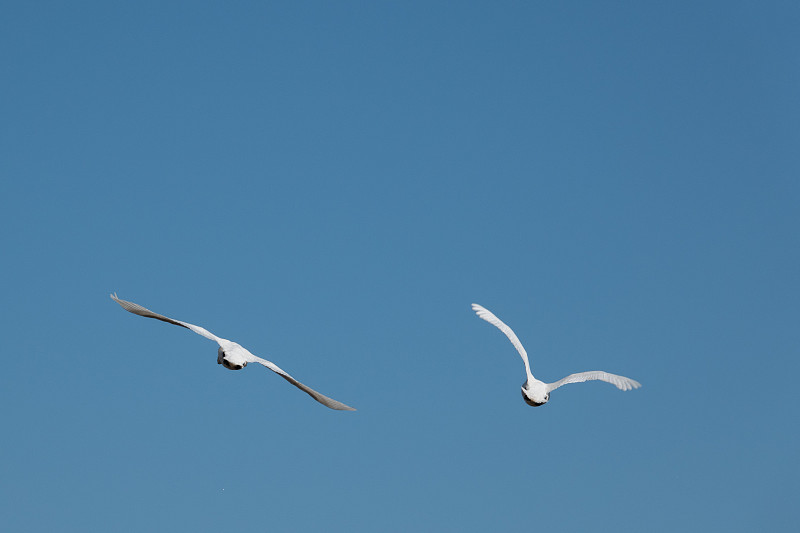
[546,371,641,393]
[110,293,223,344]
[472,303,533,380]
[245,354,356,411]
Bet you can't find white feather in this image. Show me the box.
[110,293,355,411]
[472,303,641,405]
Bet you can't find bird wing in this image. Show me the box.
[244,353,356,411]
[546,371,641,393]
[472,303,533,379]
[110,293,223,344]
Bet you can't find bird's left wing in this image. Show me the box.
[245,353,356,411]
[110,293,223,344]
[472,303,534,380]
[546,371,641,392]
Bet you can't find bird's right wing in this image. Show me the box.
[472,303,533,379]
[110,293,223,344]
[546,371,641,393]
[245,354,356,411]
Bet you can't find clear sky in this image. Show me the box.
[1,1,798,531]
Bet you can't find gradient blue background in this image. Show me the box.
[1,1,798,531]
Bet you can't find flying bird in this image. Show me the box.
[110,293,355,411]
[471,303,641,406]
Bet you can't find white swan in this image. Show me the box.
[472,303,641,406]
[111,293,355,411]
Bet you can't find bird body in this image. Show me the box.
[110,293,355,411]
[472,303,640,406]
[522,378,549,406]
[217,343,248,370]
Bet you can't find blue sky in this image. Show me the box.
[1,1,798,531]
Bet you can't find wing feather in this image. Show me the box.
[110,293,222,343]
[246,354,356,411]
[471,303,533,379]
[546,371,641,393]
